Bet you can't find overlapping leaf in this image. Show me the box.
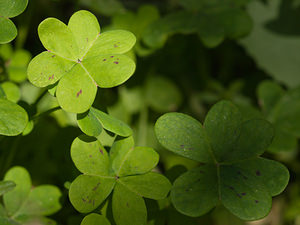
[0,0,28,44]
[110,5,160,56]
[28,10,136,113]
[69,135,171,225]
[0,166,61,225]
[77,107,132,137]
[0,44,32,83]
[257,80,300,152]
[155,100,289,220]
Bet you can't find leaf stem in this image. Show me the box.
[32,89,48,108]
[32,106,61,121]
[137,106,148,146]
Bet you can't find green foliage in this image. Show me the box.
[0,98,28,136]
[0,181,15,196]
[0,0,28,44]
[27,10,136,113]
[77,107,132,137]
[257,80,300,152]
[0,44,31,83]
[0,166,62,225]
[110,5,160,56]
[69,135,171,225]
[155,100,289,220]
[143,0,252,48]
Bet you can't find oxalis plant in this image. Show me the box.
[69,135,171,225]
[155,100,289,220]
[27,10,136,113]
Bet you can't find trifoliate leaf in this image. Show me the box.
[69,135,171,225]
[0,0,28,44]
[155,100,289,220]
[28,10,136,113]
[2,166,62,224]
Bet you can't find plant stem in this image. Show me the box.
[1,136,21,176]
[137,106,148,146]
[32,106,61,121]
[32,89,48,108]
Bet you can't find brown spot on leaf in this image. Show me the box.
[256,170,261,176]
[92,182,101,191]
[76,89,82,97]
[113,61,119,64]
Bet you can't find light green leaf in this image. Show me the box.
[1,82,20,103]
[0,0,28,18]
[38,18,79,61]
[82,54,135,88]
[145,76,182,112]
[3,167,31,216]
[0,0,28,44]
[71,135,110,176]
[27,51,75,88]
[90,107,132,137]
[85,30,136,58]
[56,64,97,113]
[0,181,16,196]
[81,213,111,225]
[116,147,159,177]
[155,112,212,163]
[119,172,171,200]
[68,10,100,59]
[0,17,17,44]
[77,111,103,137]
[112,183,147,225]
[15,186,62,216]
[69,175,116,213]
[171,165,219,217]
[29,10,136,113]
[109,136,134,165]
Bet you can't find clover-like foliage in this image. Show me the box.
[257,80,300,152]
[0,166,62,225]
[0,91,28,136]
[77,107,132,137]
[144,0,252,48]
[0,44,31,83]
[69,135,171,225]
[27,10,136,113]
[110,5,160,56]
[155,100,289,220]
[0,0,28,44]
